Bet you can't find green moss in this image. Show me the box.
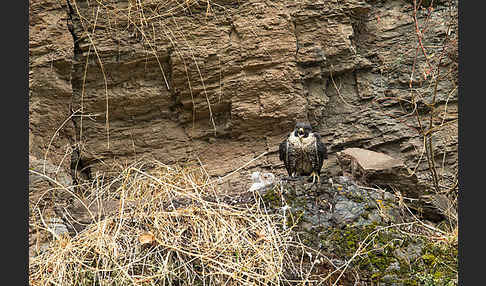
[370,272,382,280]
[263,184,309,210]
[321,224,380,258]
[262,186,281,207]
[286,209,305,229]
[409,241,458,285]
[320,224,405,283]
[319,224,457,284]
[361,210,370,219]
[344,191,365,203]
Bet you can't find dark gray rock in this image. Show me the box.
[258,174,456,284]
[332,199,365,225]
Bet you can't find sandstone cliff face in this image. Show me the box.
[29,0,458,191]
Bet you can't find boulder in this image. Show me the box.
[336,148,424,198]
[336,148,445,222]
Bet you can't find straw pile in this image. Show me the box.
[29,161,323,285]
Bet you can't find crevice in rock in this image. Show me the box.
[229,24,241,44]
[352,70,362,102]
[65,0,93,186]
[70,145,92,186]
[290,18,299,59]
[65,0,81,58]
[167,48,183,122]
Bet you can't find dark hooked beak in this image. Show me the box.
[297,128,305,137]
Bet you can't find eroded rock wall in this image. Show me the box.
[29,0,458,191]
[29,0,75,169]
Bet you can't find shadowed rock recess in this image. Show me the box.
[29,0,457,284]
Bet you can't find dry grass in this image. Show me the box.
[29,161,330,286]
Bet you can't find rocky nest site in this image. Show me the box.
[29,0,458,285]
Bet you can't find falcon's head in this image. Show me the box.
[293,122,313,139]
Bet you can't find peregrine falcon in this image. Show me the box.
[279,122,327,183]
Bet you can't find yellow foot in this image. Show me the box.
[310,171,320,184]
